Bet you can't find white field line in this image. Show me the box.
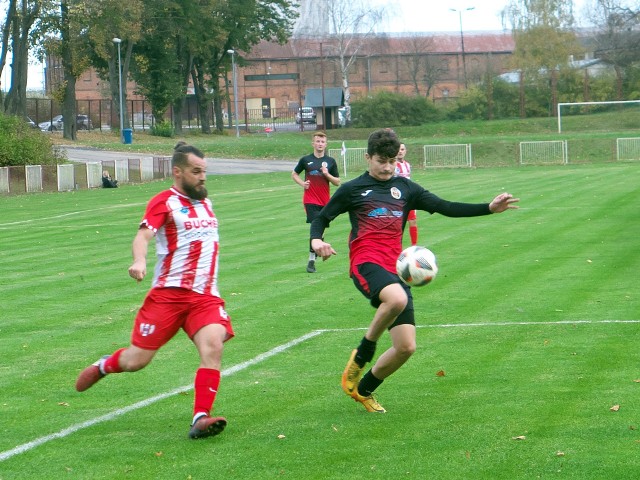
[1,319,638,462]
[0,330,322,463]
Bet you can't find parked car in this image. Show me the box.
[295,107,316,124]
[39,114,93,131]
[25,116,39,129]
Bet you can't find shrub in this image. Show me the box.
[0,113,63,166]
[350,91,441,128]
[150,120,175,138]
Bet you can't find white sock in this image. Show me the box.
[308,252,316,262]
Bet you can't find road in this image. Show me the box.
[61,146,296,175]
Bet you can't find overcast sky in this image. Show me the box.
[373,0,590,33]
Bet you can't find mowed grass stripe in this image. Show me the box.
[0,165,639,479]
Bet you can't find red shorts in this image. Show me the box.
[407,210,417,221]
[131,288,235,350]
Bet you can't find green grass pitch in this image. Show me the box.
[0,163,639,479]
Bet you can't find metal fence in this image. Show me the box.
[25,98,320,134]
[0,157,171,195]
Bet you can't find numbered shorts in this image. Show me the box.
[131,287,235,350]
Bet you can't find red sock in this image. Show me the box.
[103,348,125,374]
[193,368,221,417]
[410,225,419,246]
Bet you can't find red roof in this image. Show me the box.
[245,32,514,60]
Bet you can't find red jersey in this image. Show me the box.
[140,187,221,297]
[293,154,340,206]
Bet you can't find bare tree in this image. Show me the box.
[403,35,439,96]
[325,0,387,123]
[585,0,640,99]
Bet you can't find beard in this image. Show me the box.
[182,182,208,200]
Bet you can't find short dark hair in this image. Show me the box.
[367,128,400,159]
[172,143,204,167]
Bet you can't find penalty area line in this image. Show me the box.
[0,330,324,463]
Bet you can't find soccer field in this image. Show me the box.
[1,164,639,479]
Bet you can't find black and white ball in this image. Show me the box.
[396,246,438,287]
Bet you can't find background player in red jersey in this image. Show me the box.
[310,129,519,413]
[292,132,340,273]
[394,143,418,246]
[76,143,234,440]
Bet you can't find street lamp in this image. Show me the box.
[227,49,240,138]
[449,7,475,89]
[112,37,124,143]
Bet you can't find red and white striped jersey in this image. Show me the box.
[395,159,411,179]
[140,187,221,297]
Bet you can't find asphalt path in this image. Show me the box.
[61,146,296,175]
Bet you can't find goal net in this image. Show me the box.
[616,138,640,161]
[557,100,640,133]
[519,140,568,165]
[422,144,472,168]
[328,147,367,177]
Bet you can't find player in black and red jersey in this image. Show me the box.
[310,129,519,413]
[292,132,340,273]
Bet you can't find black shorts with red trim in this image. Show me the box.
[351,262,415,328]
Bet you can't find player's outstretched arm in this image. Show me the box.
[489,192,520,213]
[311,238,337,261]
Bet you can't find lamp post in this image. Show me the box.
[227,49,240,138]
[112,37,124,143]
[449,7,475,89]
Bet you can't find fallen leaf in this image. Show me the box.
[277,434,286,439]
[58,402,70,407]
[436,370,446,377]
[556,451,565,457]
[155,452,163,457]
[587,259,592,263]
[512,435,526,440]
[633,379,640,383]
[610,404,620,412]
[332,425,338,432]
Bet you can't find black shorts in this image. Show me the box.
[351,262,415,328]
[304,204,325,224]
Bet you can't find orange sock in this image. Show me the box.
[193,368,221,417]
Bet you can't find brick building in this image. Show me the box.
[51,31,515,128]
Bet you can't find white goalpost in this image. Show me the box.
[422,144,472,168]
[616,138,640,161]
[328,147,367,177]
[519,140,568,165]
[557,100,640,133]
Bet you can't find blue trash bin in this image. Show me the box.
[123,128,133,144]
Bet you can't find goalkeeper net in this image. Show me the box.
[616,138,640,161]
[422,144,472,168]
[519,140,568,165]
[328,147,367,177]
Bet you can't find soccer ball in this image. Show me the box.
[396,246,438,287]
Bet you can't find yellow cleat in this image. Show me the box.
[341,349,365,396]
[351,391,386,413]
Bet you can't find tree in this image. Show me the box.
[586,0,640,99]
[78,0,144,131]
[130,0,297,134]
[2,0,41,116]
[502,0,583,116]
[324,0,387,123]
[402,35,441,97]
